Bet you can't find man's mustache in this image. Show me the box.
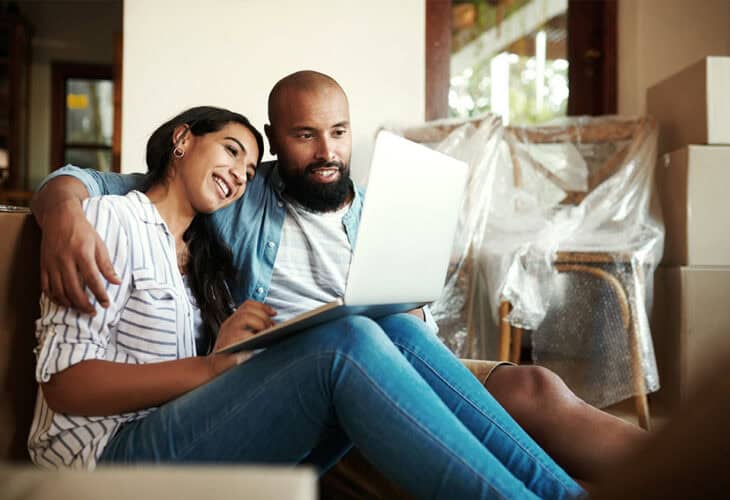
[305,160,347,173]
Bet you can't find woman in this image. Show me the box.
[29,106,584,499]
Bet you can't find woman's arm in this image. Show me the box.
[40,299,276,416]
[41,356,227,416]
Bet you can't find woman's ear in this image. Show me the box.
[172,124,191,148]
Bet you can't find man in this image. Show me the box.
[32,70,644,481]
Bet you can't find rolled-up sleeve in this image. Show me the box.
[34,197,131,382]
[37,164,146,197]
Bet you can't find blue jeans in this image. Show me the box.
[100,314,585,499]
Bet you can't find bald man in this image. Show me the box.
[32,70,644,481]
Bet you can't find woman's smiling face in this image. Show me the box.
[175,122,260,214]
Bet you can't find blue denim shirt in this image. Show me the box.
[41,163,438,332]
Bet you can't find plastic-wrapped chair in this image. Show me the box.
[495,117,662,430]
[401,116,662,430]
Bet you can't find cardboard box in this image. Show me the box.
[655,145,730,266]
[647,56,730,155]
[651,266,730,413]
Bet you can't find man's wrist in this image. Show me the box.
[408,307,426,321]
[40,197,84,228]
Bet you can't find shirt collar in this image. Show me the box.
[268,161,287,195]
[128,190,167,226]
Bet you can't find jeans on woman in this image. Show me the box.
[99,314,585,499]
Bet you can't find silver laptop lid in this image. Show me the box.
[344,130,468,306]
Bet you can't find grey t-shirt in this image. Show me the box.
[265,198,352,321]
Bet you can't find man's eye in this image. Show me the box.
[333,129,347,137]
[246,168,255,181]
[298,133,313,140]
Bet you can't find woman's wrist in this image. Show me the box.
[205,351,240,380]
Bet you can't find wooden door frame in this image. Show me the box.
[567,0,617,115]
[426,0,452,121]
[50,62,114,171]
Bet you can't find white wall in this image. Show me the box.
[618,0,730,116]
[123,0,425,185]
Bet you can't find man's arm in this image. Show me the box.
[31,166,145,313]
[32,176,122,313]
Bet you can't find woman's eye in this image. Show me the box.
[246,170,255,181]
[226,145,238,156]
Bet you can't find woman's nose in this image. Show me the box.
[230,168,245,185]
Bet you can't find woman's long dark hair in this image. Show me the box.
[144,106,264,354]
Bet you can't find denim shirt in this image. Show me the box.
[41,163,438,333]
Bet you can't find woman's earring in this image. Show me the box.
[173,146,185,159]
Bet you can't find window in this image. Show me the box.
[426,0,616,122]
[52,63,115,172]
[450,0,568,125]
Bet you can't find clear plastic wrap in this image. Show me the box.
[392,115,503,355]
[396,115,663,408]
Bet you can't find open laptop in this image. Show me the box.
[217,130,468,353]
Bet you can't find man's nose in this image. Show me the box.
[315,137,336,161]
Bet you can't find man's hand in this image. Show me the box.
[407,307,426,321]
[40,198,120,313]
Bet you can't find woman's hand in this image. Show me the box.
[207,300,277,376]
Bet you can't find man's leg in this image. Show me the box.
[485,364,648,480]
[100,315,582,499]
[377,313,646,481]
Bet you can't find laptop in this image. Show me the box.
[217,130,468,353]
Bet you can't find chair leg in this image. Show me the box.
[634,393,651,431]
[510,327,523,364]
[498,301,511,362]
[464,246,478,353]
[623,271,652,431]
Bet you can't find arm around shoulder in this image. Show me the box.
[31,175,89,228]
[32,177,123,313]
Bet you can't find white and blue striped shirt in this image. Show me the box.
[28,191,196,469]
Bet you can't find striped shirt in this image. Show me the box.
[28,191,196,470]
[265,197,352,321]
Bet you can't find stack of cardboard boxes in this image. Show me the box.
[648,56,730,413]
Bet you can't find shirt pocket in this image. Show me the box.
[116,268,180,361]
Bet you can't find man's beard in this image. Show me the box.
[279,159,352,212]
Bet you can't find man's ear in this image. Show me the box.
[264,124,278,156]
